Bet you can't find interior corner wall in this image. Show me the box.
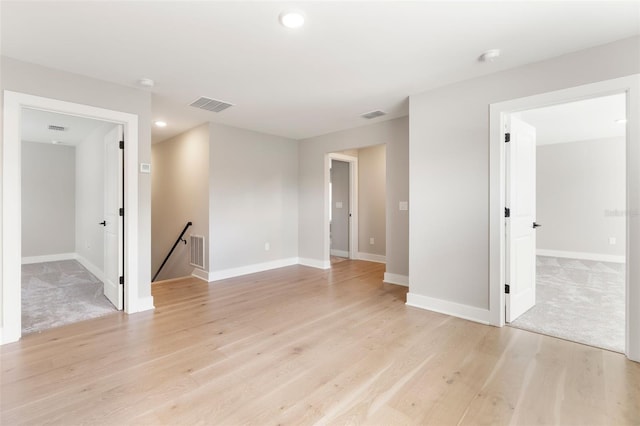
[208,122,299,274]
[358,144,386,256]
[0,56,153,322]
[151,123,210,281]
[537,137,626,258]
[409,36,640,311]
[299,116,409,276]
[21,141,76,257]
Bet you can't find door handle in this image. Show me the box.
[533,222,542,229]
[99,221,107,226]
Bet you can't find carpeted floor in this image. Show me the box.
[510,256,625,353]
[21,260,118,335]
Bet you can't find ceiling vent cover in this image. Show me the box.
[361,110,386,120]
[48,125,67,131]
[189,96,234,113]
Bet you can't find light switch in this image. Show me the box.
[399,201,408,211]
[609,237,616,245]
[140,163,151,174]
[336,201,343,209]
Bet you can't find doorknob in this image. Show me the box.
[99,221,107,226]
[533,222,542,228]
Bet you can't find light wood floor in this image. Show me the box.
[2,260,639,425]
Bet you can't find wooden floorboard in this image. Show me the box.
[2,260,639,425]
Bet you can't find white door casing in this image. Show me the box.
[506,116,537,322]
[103,125,124,310]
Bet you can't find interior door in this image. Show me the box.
[103,125,123,310]
[506,116,537,322]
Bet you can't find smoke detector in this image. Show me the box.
[361,110,386,120]
[479,49,501,62]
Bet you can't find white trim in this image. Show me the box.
[357,252,386,263]
[2,91,148,344]
[136,296,155,312]
[326,153,359,264]
[76,255,106,282]
[406,293,492,325]
[0,327,3,345]
[330,249,349,258]
[21,253,76,264]
[383,272,408,287]
[191,268,210,282]
[536,249,625,264]
[489,74,640,362]
[211,257,299,282]
[298,257,331,270]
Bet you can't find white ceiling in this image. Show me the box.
[21,108,111,146]
[2,2,639,143]
[519,93,626,145]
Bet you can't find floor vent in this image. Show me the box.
[189,96,234,113]
[190,235,206,269]
[360,110,386,120]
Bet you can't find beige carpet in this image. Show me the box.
[21,260,118,334]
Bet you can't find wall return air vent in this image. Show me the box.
[189,96,234,113]
[361,110,386,120]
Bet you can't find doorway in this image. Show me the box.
[2,91,141,344]
[327,153,358,262]
[504,94,626,352]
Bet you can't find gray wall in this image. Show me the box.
[537,137,626,257]
[76,123,115,271]
[152,124,210,280]
[1,56,153,320]
[330,160,350,254]
[21,142,75,257]
[409,36,640,310]
[358,144,386,256]
[299,116,409,276]
[209,122,299,272]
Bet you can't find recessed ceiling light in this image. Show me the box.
[138,78,155,88]
[479,49,501,62]
[155,120,167,127]
[279,11,305,29]
[615,118,627,124]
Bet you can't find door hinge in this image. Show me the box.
[505,133,511,143]
[505,207,510,218]
[119,276,124,285]
[119,207,124,217]
[119,140,124,149]
[505,284,510,294]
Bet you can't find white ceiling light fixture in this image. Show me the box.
[155,120,167,127]
[479,49,501,62]
[615,118,627,124]
[279,10,305,29]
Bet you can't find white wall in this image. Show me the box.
[1,57,153,330]
[409,36,640,311]
[330,160,350,254]
[75,123,116,271]
[209,122,299,274]
[358,144,386,256]
[21,141,75,258]
[537,137,626,258]
[299,116,409,276]
[152,124,210,280]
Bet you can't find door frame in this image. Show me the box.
[489,74,640,362]
[326,153,358,263]
[2,91,140,344]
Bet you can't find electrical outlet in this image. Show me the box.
[369,237,375,245]
[609,237,616,245]
[265,242,270,251]
[399,201,408,211]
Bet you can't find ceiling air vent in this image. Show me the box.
[189,96,234,113]
[48,125,67,131]
[361,110,386,120]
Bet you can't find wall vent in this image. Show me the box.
[360,110,386,120]
[189,96,234,113]
[48,125,67,131]
[190,235,206,269]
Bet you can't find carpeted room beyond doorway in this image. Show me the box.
[21,260,118,334]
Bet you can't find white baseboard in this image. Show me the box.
[536,249,625,264]
[330,249,349,258]
[298,257,331,270]
[211,257,300,281]
[357,252,386,264]
[21,252,76,264]
[191,268,210,282]
[383,273,409,287]
[406,292,491,325]
[134,296,155,313]
[76,255,105,282]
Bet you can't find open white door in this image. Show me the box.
[103,125,124,310]
[506,116,537,322]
